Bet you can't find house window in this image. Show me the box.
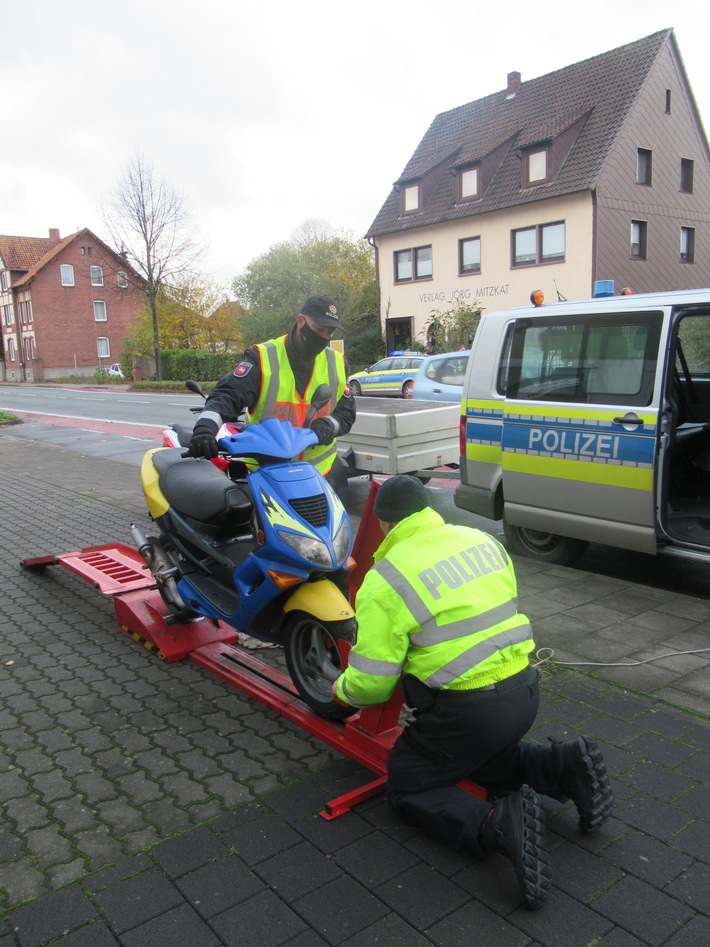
[665,89,672,114]
[1,270,8,291]
[97,337,110,358]
[61,264,75,286]
[23,337,36,360]
[394,246,432,282]
[90,265,104,286]
[680,227,695,263]
[401,184,420,215]
[19,300,32,324]
[630,220,647,259]
[636,148,652,185]
[117,270,128,288]
[2,304,13,326]
[459,237,481,275]
[458,167,480,202]
[512,222,565,266]
[93,300,107,322]
[680,159,694,194]
[526,148,548,185]
[7,338,16,361]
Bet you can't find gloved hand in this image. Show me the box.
[188,425,219,458]
[310,417,335,446]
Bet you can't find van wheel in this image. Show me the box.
[502,519,589,565]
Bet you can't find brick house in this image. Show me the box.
[366,29,710,352]
[0,227,145,382]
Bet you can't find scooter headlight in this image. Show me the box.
[332,518,352,566]
[277,530,333,568]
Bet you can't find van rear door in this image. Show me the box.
[500,309,665,554]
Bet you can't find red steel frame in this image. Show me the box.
[20,483,483,817]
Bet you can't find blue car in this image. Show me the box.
[409,351,470,402]
[348,353,424,398]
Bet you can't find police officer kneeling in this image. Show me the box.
[332,476,613,910]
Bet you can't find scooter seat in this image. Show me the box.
[152,450,252,527]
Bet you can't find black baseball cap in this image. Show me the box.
[300,296,341,328]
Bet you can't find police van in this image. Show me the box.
[454,286,710,565]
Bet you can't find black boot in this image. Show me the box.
[481,785,551,911]
[552,735,614,833]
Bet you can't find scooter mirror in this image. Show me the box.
[304,384,333,429]
[310,384,332,412]
[186,379,207,400]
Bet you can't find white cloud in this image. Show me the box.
[2,1,709,290]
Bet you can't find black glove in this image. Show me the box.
[189,425,219,458]
[310,418,335,446]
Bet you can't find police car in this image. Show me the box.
[455,284,710,565]
[348,352,424,397]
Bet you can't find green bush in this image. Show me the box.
[159,350,239,382]
[131,380,218,393]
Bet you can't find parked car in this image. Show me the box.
[106,363,125,379]
[409,351,470,401]
[348,353,424,397]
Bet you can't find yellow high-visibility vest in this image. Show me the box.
[248,335,347,475]
[337,507,534,707]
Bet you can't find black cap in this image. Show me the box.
[374,475,430,523]
[300,295,341,328]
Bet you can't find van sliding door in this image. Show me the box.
[501,310,663,552]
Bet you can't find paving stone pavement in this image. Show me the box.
[1,428,709,946]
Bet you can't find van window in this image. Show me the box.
[499,312,663,406]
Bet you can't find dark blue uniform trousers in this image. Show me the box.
[386,666,566,857]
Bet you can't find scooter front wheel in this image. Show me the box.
[283,612,357,720]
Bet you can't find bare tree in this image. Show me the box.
[101,152,203,379]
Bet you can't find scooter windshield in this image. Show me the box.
[217,417,318,463]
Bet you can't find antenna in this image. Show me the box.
[554,280,567,302]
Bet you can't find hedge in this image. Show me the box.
[159,350,239,382]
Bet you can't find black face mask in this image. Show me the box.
[299,322,330,358]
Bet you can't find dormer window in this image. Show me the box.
[458,167,480,202]
[401,184,420,215]
[525,147,548,186]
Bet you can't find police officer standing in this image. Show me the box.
[333,475,613,910]
[189,295,355,479]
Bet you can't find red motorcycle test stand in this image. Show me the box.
[21,480,483,819]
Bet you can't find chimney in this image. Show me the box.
[49,228,61,245]
[506,72,521,99]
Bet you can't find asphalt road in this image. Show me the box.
[3,383,710,600]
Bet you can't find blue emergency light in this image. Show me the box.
[593,280,615,298]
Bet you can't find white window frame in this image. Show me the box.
[458,167,479,202]
[1,270,8,291]
[93,300,107,322]
[526,148,548,185]
[61,264,75,286]
[97,337,110,358]
[459,237,481,274]
[680,227,695,263]
[90,265,104,287]
[401,184,420,215]
[7,338,16,361]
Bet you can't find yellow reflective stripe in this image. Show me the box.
[503,452,653,489]
[464,398,502,413]
[504,404,657,426]
[466,444,502,463]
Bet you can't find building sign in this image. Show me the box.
[418,285,510,304]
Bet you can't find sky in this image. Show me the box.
[2,1,709,294]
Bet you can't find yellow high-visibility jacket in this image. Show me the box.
[337,507,534,707]
[249,335,347,475]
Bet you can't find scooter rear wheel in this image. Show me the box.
[283,613,357,720]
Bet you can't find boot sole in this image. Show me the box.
[518,785,552,910]
[577,736,614,833]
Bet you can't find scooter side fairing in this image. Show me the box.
[174,460,352,635]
